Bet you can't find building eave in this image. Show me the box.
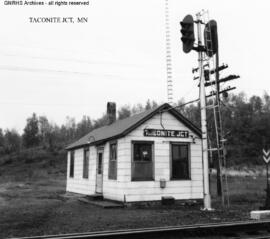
[65,103,202,151]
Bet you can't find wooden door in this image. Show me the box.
[96,149,103,193]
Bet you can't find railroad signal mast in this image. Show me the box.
[179,11,239,209]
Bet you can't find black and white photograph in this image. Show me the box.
[0,0,270,238]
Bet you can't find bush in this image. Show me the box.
[0,154,13,165]
[17,148,51,163]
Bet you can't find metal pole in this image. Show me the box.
[196,12,211,210]
[267,163,269,191]
[215,49,224,204]
[265,162,270,209]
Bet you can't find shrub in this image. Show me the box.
[17,148,51,163]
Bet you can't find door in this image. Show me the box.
[96,148,104,193]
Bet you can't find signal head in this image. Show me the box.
[180,14,195,53]
[204,20,218,57]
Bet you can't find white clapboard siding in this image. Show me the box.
[102,142,125,201]
[124,186,203,195]
[120,178,203,187]
[116,111,203,202]
[125,192,203,202]
[191,162,203,169]
[66,146,96,195]
[66,111,203,202]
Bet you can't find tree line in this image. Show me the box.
[0,100,158,155]
[0,94,269,166]
[178,92,270,166]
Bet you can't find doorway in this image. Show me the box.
[96,148,104,193]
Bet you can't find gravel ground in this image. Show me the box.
[0,182,262,239]
[0,163,267,239]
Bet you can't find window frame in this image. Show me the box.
[170,142,191,180]
[69,150,75,178]
[108,140,117,180]
[131,140,154,181]
[96,146,104,175]
[83,147,89,179]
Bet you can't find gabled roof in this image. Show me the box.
[66,103,201,150]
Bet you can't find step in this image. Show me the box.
[86,194,103,201]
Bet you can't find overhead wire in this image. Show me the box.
[0,51,148,69]
[0,65,163,82]
[0,101,98,107]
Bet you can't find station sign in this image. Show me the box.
[143,129,189,138]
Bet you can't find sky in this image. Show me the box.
[0,0,269,133]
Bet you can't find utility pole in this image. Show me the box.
[196,12,211,210]
[204,19,223,198]
[204,18,238,206]
[180,12,212,210]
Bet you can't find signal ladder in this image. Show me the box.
[202,10,229,207]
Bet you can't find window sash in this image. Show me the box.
[132,161,153,181]
[133,143,152,162]
[132,141,153,181]
[83,148,89,179]
[70,151,74,178]
[97,152,103,174]
[109,142,117,179]
[110,143,117,161]
[171,144,190,180]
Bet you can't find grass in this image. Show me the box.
[0,154,268,238]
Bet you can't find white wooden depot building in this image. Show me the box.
[66,103,203,202]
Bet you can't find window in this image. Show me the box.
[97,152,103,174]
[70,150,74,178]
[108,142,117,180]
[83,148,89,179]
[171,143,190,180]
[132,141,153,181]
